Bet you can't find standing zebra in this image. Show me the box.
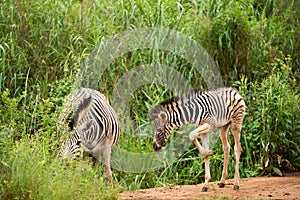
[150,87,245,191]
[60,88,120,182]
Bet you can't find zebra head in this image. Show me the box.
[60,119,95,165]
[150,105,170,151]
[60,131,82,165]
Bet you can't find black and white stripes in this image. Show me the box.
[60,88,120,181]
[150,87,245,191]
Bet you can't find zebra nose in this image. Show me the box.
[153,142,162,152]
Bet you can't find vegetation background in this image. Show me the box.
[0,0,299,199]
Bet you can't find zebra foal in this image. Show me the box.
[60,88,120,182]
[150,87,245,191]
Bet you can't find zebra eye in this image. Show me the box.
[76,140,81,146]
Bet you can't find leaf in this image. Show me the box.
[272,167,282,176]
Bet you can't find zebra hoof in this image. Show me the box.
[233,185,239,190]
[201,187,208,192]
[218,183,225,188]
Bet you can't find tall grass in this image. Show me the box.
[0,0,299,198]
[0,136,119,200]
[1,0,299,94]
[237,55,300,175]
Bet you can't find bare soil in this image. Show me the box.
[119,173,300,200]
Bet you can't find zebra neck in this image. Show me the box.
[168,99,205,128]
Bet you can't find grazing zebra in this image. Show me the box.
[150,87,245,191]
[60,88,120,182]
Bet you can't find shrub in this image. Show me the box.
[237,54,300,175]
[0,137,119,200]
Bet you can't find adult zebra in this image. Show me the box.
[150,87,245,191]
[60,88,120,182]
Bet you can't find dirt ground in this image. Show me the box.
[119,173,300,200]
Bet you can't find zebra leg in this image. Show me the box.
[100,144,113,183]
[230,123,242,190]
[189,124,214,192]
[218,124,230,188]
[89,154,99,166]
[92,144,113,183]
[189,124,214,157]
[200,133,212,192]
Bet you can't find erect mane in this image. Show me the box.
[149,96,177,121]
[158,89,202,107]
[159,96,179,107]
[184,89,202,99]
[72,94,92,128]
[150,89,204,121]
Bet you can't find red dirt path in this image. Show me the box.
[119,173,300,200]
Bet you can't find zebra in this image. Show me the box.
[150,87,245,191]
[60,88,120,182]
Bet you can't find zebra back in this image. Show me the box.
[150,87,245,148]
[60,88,120,160]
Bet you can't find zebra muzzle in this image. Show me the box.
[153,142,162,152]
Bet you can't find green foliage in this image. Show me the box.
[0,77,119,199]
[0,137,119,200]
[236,55,300,175]
[182,0,299,81]
[1,0,299,94]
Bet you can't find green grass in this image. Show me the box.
[0,0,299,199]
[0,136,119,200]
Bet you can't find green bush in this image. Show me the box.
[0,78,119,199]
[237,55,300,175]
[0,137,119,200]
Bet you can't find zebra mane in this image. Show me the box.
[183,89,202,100]
[72,95,92,128]
[161,89,203,105]
[150,89,203,121]
[159,96,179,107]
